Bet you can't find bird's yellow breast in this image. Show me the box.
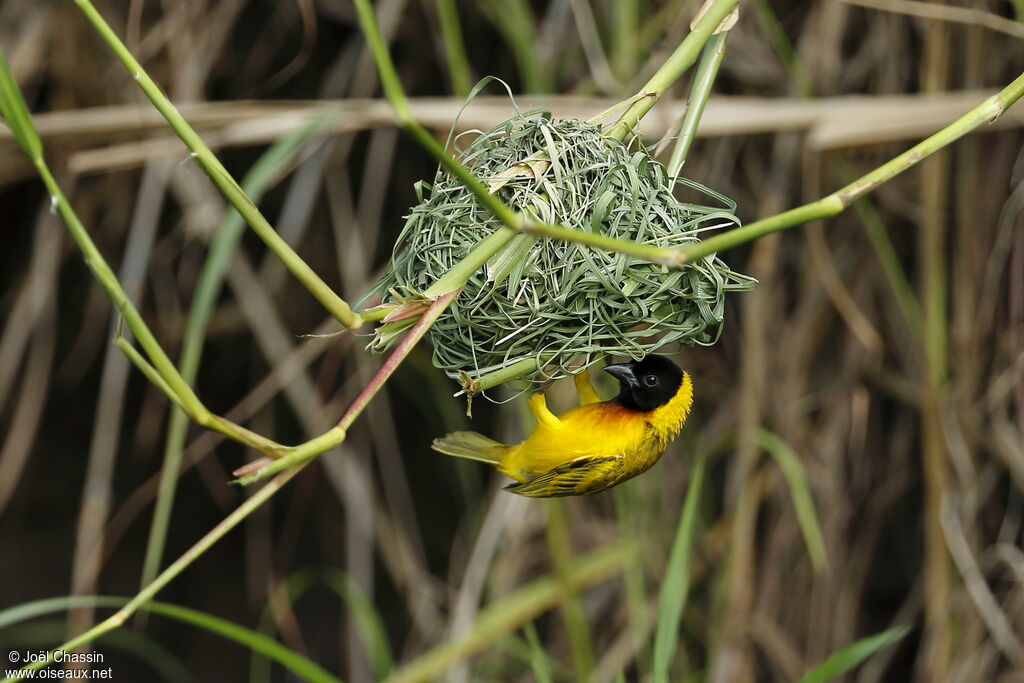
[498,372,693,484]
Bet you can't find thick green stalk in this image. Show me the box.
[667,32,729,179]
[72,0,362,329]
[605,0,740,141]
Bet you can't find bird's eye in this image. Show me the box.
[643,374,659,388]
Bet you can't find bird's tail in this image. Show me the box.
[431,431,508,465]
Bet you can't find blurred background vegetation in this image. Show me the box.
[1,0,1023,681]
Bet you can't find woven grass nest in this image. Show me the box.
[371,110,754,395]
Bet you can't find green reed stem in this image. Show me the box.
[72,0,361,329]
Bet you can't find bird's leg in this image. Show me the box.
[528,392,560,426]
[574,369,602,405]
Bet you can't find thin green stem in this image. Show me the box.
[668,32,729,180]
[605,0,740,141]
[0,47,41,160]
[72,0,361,329]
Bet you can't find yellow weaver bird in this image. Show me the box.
[432,356,693,497]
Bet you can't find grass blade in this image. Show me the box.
[758,429,828,572]
[652,449,707,683]
[522,622,554,683]
[321,568,393,679]
[797,625,911,683]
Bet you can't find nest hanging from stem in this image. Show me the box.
[371,110,754,396]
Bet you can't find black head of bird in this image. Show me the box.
[603,355,684,412]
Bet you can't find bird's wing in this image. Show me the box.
[504,454,623,498]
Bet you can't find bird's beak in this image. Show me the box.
[603,363,639,388]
